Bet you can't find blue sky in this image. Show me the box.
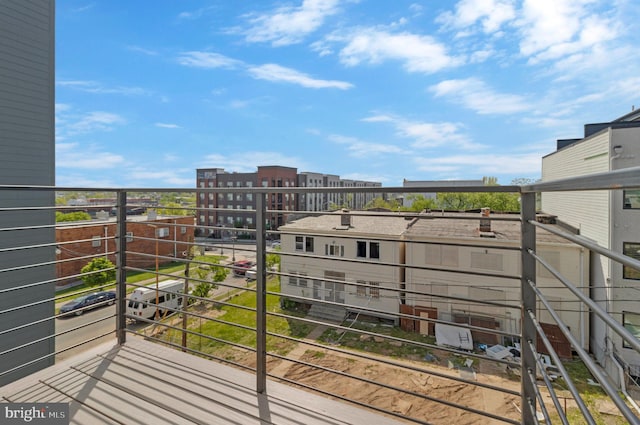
[55,0,640,188]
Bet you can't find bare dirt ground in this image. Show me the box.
[213,329,524,425]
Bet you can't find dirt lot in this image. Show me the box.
[212,332,524,425]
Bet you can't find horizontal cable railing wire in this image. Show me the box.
[2,176,640,423]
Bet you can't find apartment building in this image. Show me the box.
[541,110,640,384]
[0,1,56,385]
[279,212,409,321]
[196,166,296,234]
[403,212,588,357]
[197,167,381,235]
[279,210,587,356]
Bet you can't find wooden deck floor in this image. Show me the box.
[1,337,407,425]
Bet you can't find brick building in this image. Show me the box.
[196,166,381,236]
[55,215,194,286]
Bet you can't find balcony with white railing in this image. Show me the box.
[1,167,640,425]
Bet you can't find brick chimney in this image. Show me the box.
[479,207,491,232]
[340,209,351,227]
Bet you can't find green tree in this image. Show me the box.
[186,257,229,303]
[266,248,281,272]
[80,257,116,286]
[156,202,191,216]
[364,197,401,211]
[403,194,439,212]
[192,281,213,299]
[56,211,92,222]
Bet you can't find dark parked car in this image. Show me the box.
[59,291,116,316]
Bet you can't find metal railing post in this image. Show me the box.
[521,191,537,424]
[256,191,267,393]
[115,190,127,345]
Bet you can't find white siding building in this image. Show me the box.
[541,111,640,386]
[279,212,409,321]
[403,213,588,355]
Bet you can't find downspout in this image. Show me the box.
[173,219,177,258]
[579,248,585,349]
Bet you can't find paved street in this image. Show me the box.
[55,247,259,362]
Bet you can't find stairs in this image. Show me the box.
[307,303,347,323]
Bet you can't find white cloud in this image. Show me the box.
[56,143,125,169]
[155,123,181,129]
[518,0,618,63]
[437,0,516,34]
[362,114,482,150]
[177,6,217,20]
[248,64,353,89]
[334,28,462,73]
[177,51,243,69]
[201,152,307,172]
[66,111,125,135]
[241,0,341,46]
[127,45,158,56]
[429,78,530,115]
[56,105,126,142]
[127,169,194,186]
[56,80,150,96]
[413,152,542,176]
[328,134,410,158]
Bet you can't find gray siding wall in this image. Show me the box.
[0,0,56,385]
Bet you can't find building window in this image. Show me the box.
[295,236,314,252]
[356,241,379,259]
[370,242,380,259]
[288,271,308,287]
[624,190,640,209]
[247,193,253,201]
[325,243,344,257]
[181,226,187,234]
[200,215,205,223]
[623,312,640,348]
[227,193,233,201]
[369,282,380,299]
[92,236,101,247]
[356,280,366,297]
[623,243,640,280]
[126,232,134,243]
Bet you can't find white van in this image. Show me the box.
[127,279,184,320]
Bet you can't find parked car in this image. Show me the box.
[232,260,255,277]
[270,240,281,249]
[59,291,116,316]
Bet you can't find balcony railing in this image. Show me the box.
[1,167,640,424]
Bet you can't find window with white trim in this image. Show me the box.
[624,311,640,348]
[92,236,101,247]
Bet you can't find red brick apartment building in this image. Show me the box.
[55,215,194,286]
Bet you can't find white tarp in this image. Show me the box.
[435,323,473,350]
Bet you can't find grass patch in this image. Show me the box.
[160,277,313,360]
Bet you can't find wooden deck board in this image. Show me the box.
[1,338,407,425]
